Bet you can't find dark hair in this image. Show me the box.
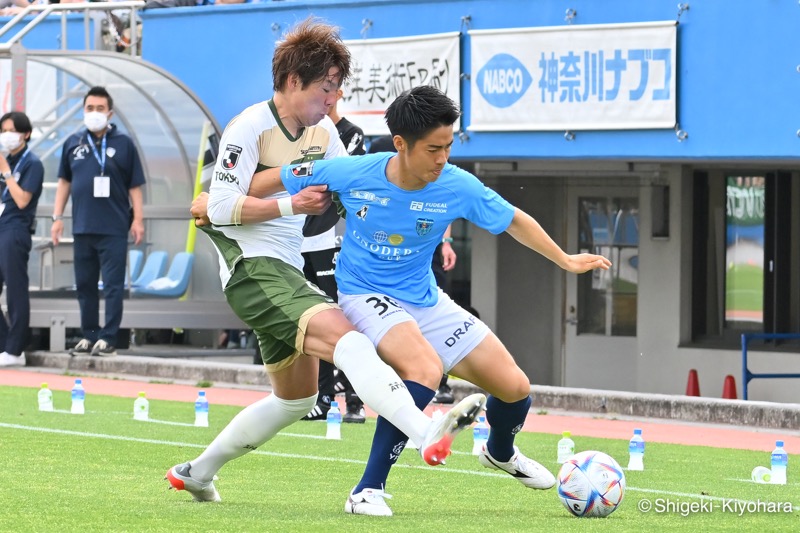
[385,86,460,148]
[84,86,114,110]
[272,17,351,92]
[0,111,33,139]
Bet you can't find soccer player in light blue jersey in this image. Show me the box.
[192,86,611,516]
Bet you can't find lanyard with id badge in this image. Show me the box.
[0,148,30,219]
[87,132,110,198]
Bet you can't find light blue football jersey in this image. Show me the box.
[281,153,515,306]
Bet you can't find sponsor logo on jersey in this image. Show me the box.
[350,190,390,206]
[373,231,388,244]
[291,161,315,177]
[415,218,434,236]
[215,171,239,184]
[422,202,448,213]
[300,145,323,155]
[222,144,242,170]
[444,315,477,347]
[410,201,423,211]
[388,234,404,245]
[352,230,414,261]
[356,205,369,220]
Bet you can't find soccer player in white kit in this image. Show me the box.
[168,21,486,504]
[206,85,613,516]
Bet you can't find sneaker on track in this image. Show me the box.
[91,339,116,356]
[478,445,556,489]
[0,351,25,367]
[165,462,221,502]
[420,392,486,466]
[344,487,393,516]
[70,339,92,356]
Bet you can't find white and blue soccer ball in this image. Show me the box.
[556,450,626,518]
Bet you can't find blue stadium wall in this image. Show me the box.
[140,0,800,161]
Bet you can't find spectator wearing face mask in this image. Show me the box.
[51,85,146,357]
[0,111,44,367]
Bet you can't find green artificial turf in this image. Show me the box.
[0,386,797,532]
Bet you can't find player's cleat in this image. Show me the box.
[343,406,366,424]
[420,392,486,466]
[165,462,221,502]
[479,445,556,489]
[344,487,393,516]
[432,383,455,404]
[301,401,329,421]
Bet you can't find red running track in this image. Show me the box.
[1,368,797,454]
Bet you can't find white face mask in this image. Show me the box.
[84,111,109,133]
[0,131,23,152]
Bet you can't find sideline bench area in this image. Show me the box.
[28,297,247,352]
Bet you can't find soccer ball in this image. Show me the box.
[556,450,626,518]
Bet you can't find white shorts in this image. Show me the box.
[338,289,490,373]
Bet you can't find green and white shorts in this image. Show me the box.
[224,256,338,372]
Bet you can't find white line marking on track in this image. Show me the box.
[1,423,798,510]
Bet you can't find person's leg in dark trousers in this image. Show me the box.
[97,234,128,346]
[0,229,32,356]
[73,234,101,343]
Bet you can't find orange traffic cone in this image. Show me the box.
[686,369,700,396]
[722,375,737,399]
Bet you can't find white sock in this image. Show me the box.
[333,331,430,443]
[189,393,317,482]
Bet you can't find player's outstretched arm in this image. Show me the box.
[190,185,331,227]
[247,167,284,198]
[505,208,612,273]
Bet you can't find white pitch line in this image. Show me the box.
[1,422,798,510]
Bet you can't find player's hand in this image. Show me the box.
[292,185,331,215]
[441,241,457,271]
[190,192,211,227]
[564,253,612,274]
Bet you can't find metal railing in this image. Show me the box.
[0,1,145,55]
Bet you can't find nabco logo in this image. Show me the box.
[475,53,532,108]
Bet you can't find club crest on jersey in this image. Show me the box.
[356,205,369,220]
[416,218,434,236]
[291,161,315,177]
[222,144,242,170]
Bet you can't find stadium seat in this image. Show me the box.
[131,252,194,298]
[130,250,169,290]
[127,249,144,286]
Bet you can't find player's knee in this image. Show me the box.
[503,372,533,402]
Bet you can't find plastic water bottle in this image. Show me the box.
[133,391,149,421]
[38,383,54,412]
[627,428,645,470]
[326,400,342,440]
[472,415,489,455]
[194,391,209,427]
[770,440,788,485]
[557,431,575,463]
[70,379,85,414]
